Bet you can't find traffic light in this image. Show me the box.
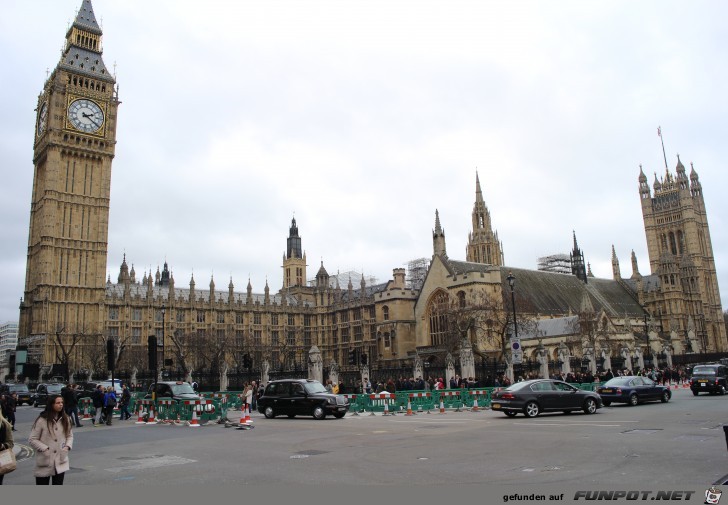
[360,352,367,365]
[348,349,356,365]
[147,335,157,370]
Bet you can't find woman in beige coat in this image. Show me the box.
[28,394,73,485]
[0,409,14,484]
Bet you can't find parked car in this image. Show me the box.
[257,379,350,419]
[145,381,201,401]
[490,379,602,418]
[596,376,671,406]
[0,383,33,406]
[32,383,64,407]
[690,364,727,396]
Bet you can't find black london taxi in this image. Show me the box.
[257,379,349,420]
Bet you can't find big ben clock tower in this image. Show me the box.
[19,0,119,368]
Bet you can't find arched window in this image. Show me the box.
[669,232,677,255]
[457,291,466,308]
[427,291,450,346]
[677,230,685,254]
[382,305,389,320]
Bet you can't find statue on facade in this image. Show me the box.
[413,353,423,380]
[308,345,323,383]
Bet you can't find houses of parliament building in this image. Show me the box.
[17,1,726,381]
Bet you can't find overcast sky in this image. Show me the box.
[1,1,727,323]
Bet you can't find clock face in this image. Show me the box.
[37,102,48,136]
[67,98,105,133]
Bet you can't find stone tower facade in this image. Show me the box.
[466,172,504,266]
[282,217,307,289]
[637,157,726,351]
[19,0,119,364]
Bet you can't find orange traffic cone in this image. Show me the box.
[405,399,413,416]
[146,405,156,424]
[439,398,445,414]
[245,404,253,425]
[472,396,479,412]
[135,403,146,424]
[83,402,92,420]
[383,401,390,416]
[189,407,200,427]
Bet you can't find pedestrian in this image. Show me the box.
[91,385,104,426]
[119,384,132,421]
[28,395,73,485]
[103,387,117,425]
[244,383,253,413]
[4,393,17,431]
[61,383,82,428]
[0,408,14,484]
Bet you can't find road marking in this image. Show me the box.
[105,455,197,473]
[514,422,622,427]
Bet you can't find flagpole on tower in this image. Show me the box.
[657,126,668,170]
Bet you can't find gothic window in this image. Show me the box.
[427,291,450,347]
[354,325,363,341]
[382,306,389,320]
[271,331,279,346]
[304,330,311,347]
[217,313,225,324]
[108,327,119,338]
[457,291,466,308]
[132,308,142,321]
[287,331,295,345]
[253,313,261,325]
[196,312,205,323]
[235,313,244,325]
[677,230,685,254]
[288,314,295,326]
[176,311,184,323]
[271,314,279,326]
[342,327,350,343]
[384,331,391,349]
[304,314,312,327]
[108,307,118,320]
[669,232,677,255]
[131,327,141,345]
[254,330,261,345]
[353,308,361,321]
[155,310,163,322]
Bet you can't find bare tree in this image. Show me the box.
[427,288,537,361]
[51,323,87,379]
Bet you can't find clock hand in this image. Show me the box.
[82,112,101,127]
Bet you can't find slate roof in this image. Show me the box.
[60,46,114,83]
[520,316,579,340]
[498,266,645,318]
[339,283,389,302]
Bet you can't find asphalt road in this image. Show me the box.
[4,386,727,486]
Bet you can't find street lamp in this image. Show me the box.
[161,303,166,377]
[506,272,518,341]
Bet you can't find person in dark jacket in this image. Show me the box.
[118,385,132,421]
[91,385,104,426]
[61,384,81,428]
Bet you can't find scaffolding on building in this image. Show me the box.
[537,254,572,274]
[406,257,430,290]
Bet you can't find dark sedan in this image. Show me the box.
[490,379,602,418]
[596,376,671,406]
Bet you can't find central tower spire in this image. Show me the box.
[466,172,503,265]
